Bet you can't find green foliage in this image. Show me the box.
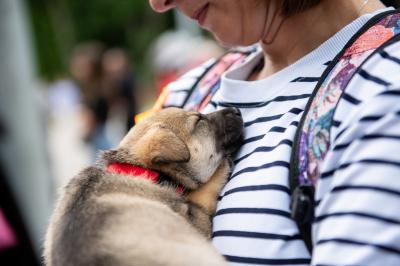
[26,0,64,80]
[26,0,174,82]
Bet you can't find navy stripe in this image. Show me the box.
[321,159,400,180]
[314,212,400,225]
[219,184,290,200]
[242,121,298,146]
[225,255,311,265]
[215,208,291,218]
[230,161,290,180]
[316,238,400,255]
[320,169,335,179]
[334,127,348,142]
[234,139,293,164]
[269,120,300,131]
[334,109,400,142]
[342,93,361,105]
[217,94,311,108]
[209,101,217,108]
[360,115,384,122]
[243,134,265,145]
[244,108,302,127]
[290,108,304,115]
[358,69,391,86]
[315,199,322,207]
[357,110,400,123]
[381,90,400,96]
[333,134,400,151]
[213,230,302,240]
[245,114,283,127]
[332,120,341,127]
[270,126,286,133]
[324,61,332,66]
[331,185,400,197]
[380,50,400,65]
[291,77,320,83]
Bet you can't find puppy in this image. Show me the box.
[44,107,243,266]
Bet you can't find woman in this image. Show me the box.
[148,0,400,265]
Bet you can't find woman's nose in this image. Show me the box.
[149,0,176,13]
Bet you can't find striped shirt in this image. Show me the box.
[163,8,400,266]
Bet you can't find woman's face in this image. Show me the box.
[148,0,276,47]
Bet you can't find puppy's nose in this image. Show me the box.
[149,0,176,12]
[232,107,241,117]
[226,107,241,117]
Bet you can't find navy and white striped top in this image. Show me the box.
[164,7,400,266]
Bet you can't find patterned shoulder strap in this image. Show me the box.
[289,10,400,252]
[135,49,251,123]
[182,50,251,111]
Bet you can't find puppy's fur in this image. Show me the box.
[44,107,243,266]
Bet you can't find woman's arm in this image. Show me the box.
[313,83,400,265]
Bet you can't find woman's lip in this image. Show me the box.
[191,3,209,26]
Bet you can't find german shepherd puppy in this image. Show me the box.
[44,107,243,266]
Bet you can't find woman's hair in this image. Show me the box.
[281,0,400,16]
[280,0,322,17]
[382,0,400,7]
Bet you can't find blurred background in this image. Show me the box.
[0,0,222,264]
[0,0,398,265]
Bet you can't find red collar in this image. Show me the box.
[107,162,185,194]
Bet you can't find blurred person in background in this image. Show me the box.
[46,73,91,187]
[69,42,112,159]
[101,48,138,145]
[151,31,223,95]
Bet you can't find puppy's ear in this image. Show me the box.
[149,127,190,164]
[121,126,190,165]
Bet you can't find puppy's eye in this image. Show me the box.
[195,116,202,125]
[192,115,207,131]
[195,115,208,125]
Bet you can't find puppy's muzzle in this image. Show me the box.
[206,107,244,155]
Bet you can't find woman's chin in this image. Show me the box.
[214,34,258,48]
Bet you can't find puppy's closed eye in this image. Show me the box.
[192,115,209,132]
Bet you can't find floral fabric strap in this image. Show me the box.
[182,51,249,111]
[289,10,400,252]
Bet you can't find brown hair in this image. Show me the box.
[280,0,322,17]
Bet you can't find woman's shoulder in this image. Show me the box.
[332,38,400,138]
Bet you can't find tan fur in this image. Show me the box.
[187,160,230,215]
[44,107,243,266]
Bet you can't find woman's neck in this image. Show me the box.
[250,0,385,81]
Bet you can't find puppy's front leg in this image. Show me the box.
[186,160,230,237]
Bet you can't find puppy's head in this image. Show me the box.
[116,107,243,189]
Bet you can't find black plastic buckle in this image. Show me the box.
[291,185,315,225]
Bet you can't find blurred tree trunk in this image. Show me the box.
[0,0,52,257]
